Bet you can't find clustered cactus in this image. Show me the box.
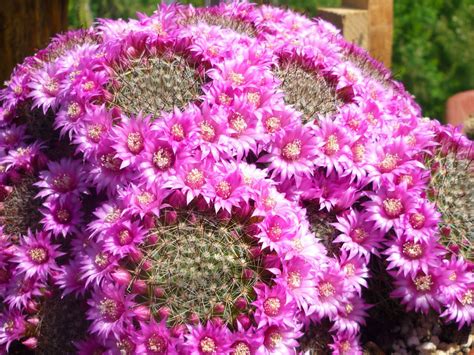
[0,1,473,354]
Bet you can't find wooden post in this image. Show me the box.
[317,7,369,49]
[343,0,393,67]
[0,0,68,84]
[317,0,393,68]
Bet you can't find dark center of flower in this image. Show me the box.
[409,213,425,229]
[319,282,335,298]
[402,242,423,259]
[94,252,110,268]
[53,173,74,192]
[229,113,248,134]
[45,79,59,94]
[170,123,185,141]
[233,342,251,355]
[152,147,174,171]
[146,334,167,353]
[67,102,81,120]
[287,271,301,288]
[27,247,48,264]
[200,336,217,354]
[324,134,340,156]
[56,208,72,223]
[100,153,122,172]
[117,229,133,246]
[351,227,367,243]
[200,121,216,142]
[382,198,404,218]
[215,181,232,199]
[127,132,144,154]
[265,329,283,350]
[414,274,433,292]
[87,124,105,143]
[230,71,244,86]
[137,192,154,205]
[461,290,473,306]
[264,116,281,133]
[379,153,399,173]
[185,169,205,189]
[263,297,281,316]
[282,139,302,161]
[98,298,122,322]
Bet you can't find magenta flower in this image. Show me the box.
[384,231,445,277]
[87,282,137,339]
[102,219,146,258]
[329,333,362,355]
[111,113,153,169]
[12,230,63,280]
[253,283,297,329]
[28,63,62,114]
[260,325,303,354]
[184,322,230,355]
[136,318,177,355]
[391,270,445,314]
[395,199,441,243]
[0,309,26,351]
[364,184,415,233]
[40,195,83,237]
[35,158,88,201]
[331,294,370,336]
[274,257,317,314]
[79,241,119,287]
[260,125,318,185]
[333,209,384,262]
[309,260,348,320]
[313,117,354,176]
[54,99,87,138]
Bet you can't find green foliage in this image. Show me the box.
[392,0,474,121]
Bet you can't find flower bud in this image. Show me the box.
[158,307,171,320]
[132,279,147,294]
[236,314,251,330]
[22,337,38,349]
[112,268,132,286]
[235,297,247,310]
[133,305,151,321]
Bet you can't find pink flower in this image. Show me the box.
[333,209,384,262]
[35,158,88,202]
[253,283,297,329]
[79,241,119,288]
[136,318,177,355]
[87,282,137,339]
[111,112,153,169]
[260,125,318,185]
[54,99,87,138]
[364,184,415,234]
[12,230,63,280]
[184,322,231,355]
[329,333,362,355]
[309,260,348,320]
[153,106,198,150]
[274,257,317,314]
[331,294,370,336]
[102,219,146,258]
[28,63,62,114]
[0,309,26,351]
[313,118,354,176]
[40,195,83,237]
[384,231,445,277]
[391,270,445,314]
[73,105,114,159]
[395,199,441,243]
[259,324,303,354]
[120,184,165,219]
[441,286,474,329]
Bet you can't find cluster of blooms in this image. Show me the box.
[0,1,473,354]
